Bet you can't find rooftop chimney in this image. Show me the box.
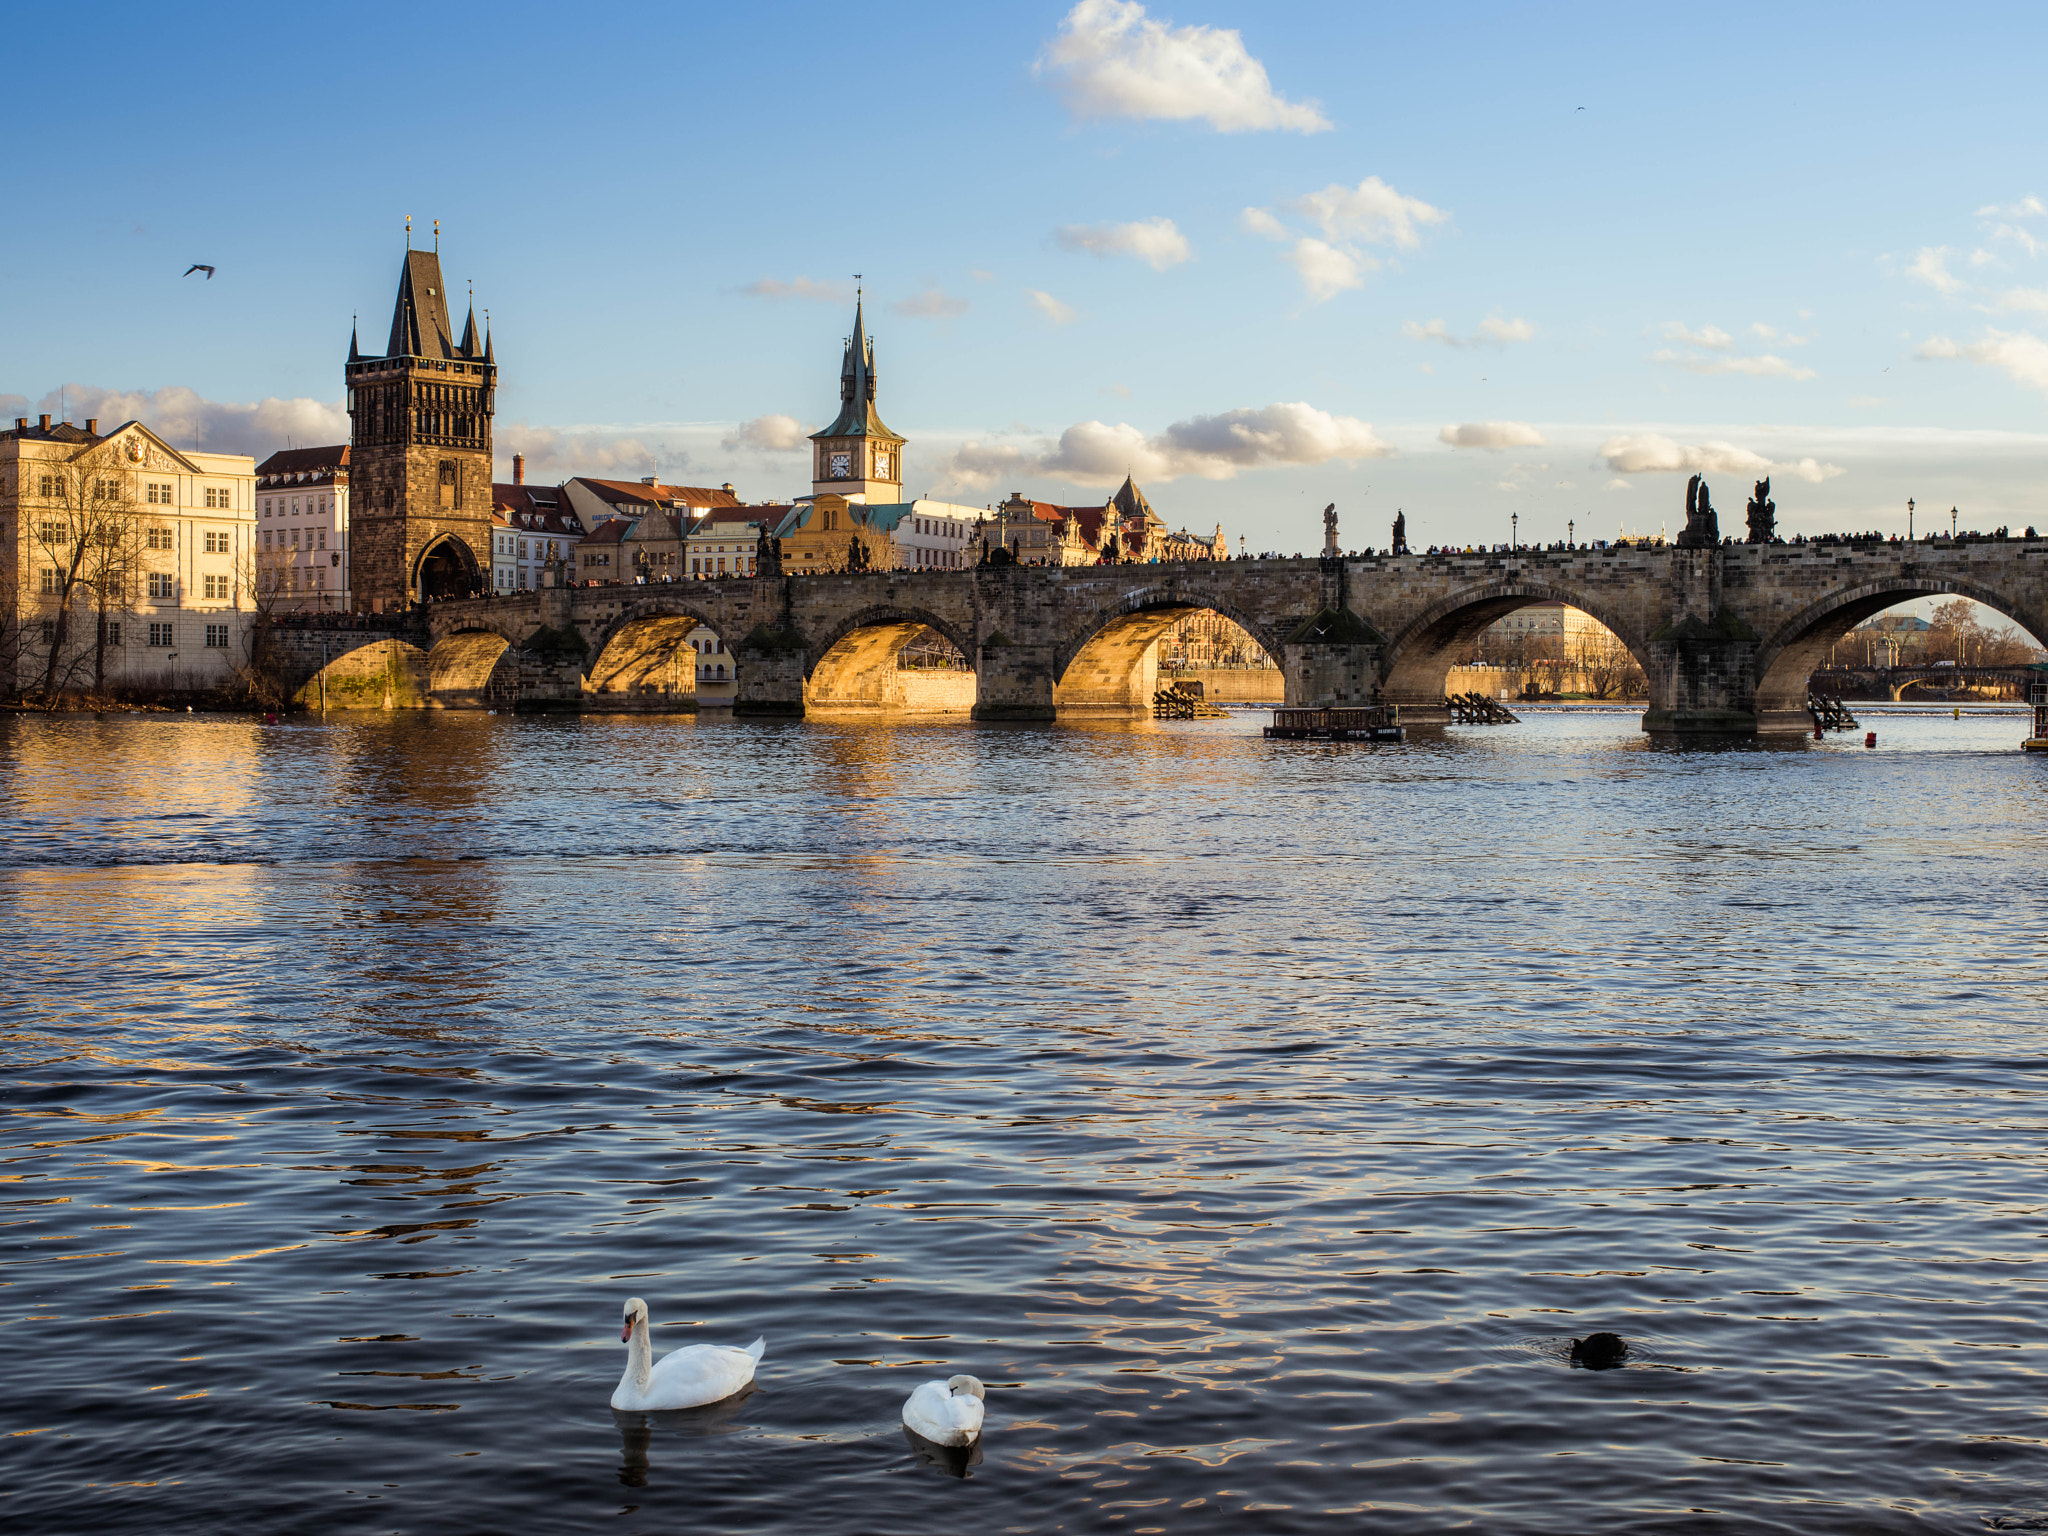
[85,418,97,435]
[13,419,24,432]
[641,476,659,486]
[721,482,735,497]
[39,414,51,430]
[513,453,525,486]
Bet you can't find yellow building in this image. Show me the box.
[3,414,255,697]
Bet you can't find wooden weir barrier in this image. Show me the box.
[1445,692,1519,724]
[1264,705,1405,742]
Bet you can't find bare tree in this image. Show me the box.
[20,448,145,704]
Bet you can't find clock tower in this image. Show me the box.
[809,295,905,503]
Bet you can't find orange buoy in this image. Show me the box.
[1865,731,1877,748]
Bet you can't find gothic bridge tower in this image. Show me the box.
[346,240,495,607]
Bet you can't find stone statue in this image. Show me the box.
[1392,509,1408,555]
[1677,473,1719,548]
[1745,477,1776,544]
[1322,502,1339,553]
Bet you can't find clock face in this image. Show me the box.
[874,451,892,479]
[829,451,851,478]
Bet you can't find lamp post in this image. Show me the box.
[1908,498,1915,541]
[1951,505,1959,538]
[1568,518,1576,548]
[1511,511,1519,550]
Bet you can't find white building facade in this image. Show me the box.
[254,446,349,610]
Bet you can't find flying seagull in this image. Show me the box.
[184,264,214,279]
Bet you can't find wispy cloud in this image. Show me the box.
[890,284,969,320]
[1651,349,1816,380]
[1243,176,1447,304]
[1598,432,1842,483]
[1917,328,2048,392]
[1660,321,1735,350]
[1054,216,1192,270]
[1034,0,1330,133]
[1285,239,1369,302]
[1026,289,1079,325]
[1439,421,1545,451]
[1907,247,1966,297]
[497,423,687,481]
[741,275,851,303]
[1404,315,1536,348]
[937,400,1390,488]
[720,414,809,454]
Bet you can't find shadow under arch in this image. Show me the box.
[1753,576,2048,724]
[805,605,977,714]
[428,629,513,708]
[415,534,483,601]
[1054,586,1284,719]
[1377,581,1655,716]
[586,601,724,712]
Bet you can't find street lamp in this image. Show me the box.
[1908,498,1915,541]
[1568,518,1575,548]
[1511,511,1519,550]
[1951,505,1959,538]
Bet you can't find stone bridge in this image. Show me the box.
[266,538,2048,733]
[1815,663,2043,702]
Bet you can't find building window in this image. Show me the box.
[37,475,55,497]
[315,569,326,590]
[40,568,57,594]
[39,621,54,644]
[106,623,121,648]
[439,460,458,510]
[204,487,228,509]
[203,574,228,600]
[146,482,173,505]
[147,526,173,551]
[148,623,173,647]
[204,625,228,649]
[204,531,229,553]
[148,572,175,599]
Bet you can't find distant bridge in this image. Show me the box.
[266,539,2048,734]
[1812,664,2040,701]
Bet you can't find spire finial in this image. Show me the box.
[405,214,412,249]
[434,219,440,252]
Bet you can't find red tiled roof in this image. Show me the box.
[581,518,630,546]
[257,444,349,484]
[574,477,741,510]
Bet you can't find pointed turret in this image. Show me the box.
[458,299,480,357]
[348,317,361,363]
[385,250,460,359]
[813,296,899,442]
[484,316,494,363]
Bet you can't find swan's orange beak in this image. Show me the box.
[620,1318,634,1342]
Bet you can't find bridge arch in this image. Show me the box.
[427,627,518,708]
[1753,576,2048,723]
[805,605,977,714]
[1054,585,1285,719]
[1377,581,1655,714]
[585,600,724,711]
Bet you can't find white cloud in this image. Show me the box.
[1285,239,1368,302]
[1403,315,1536,348]
[1239,206,1290,241]
[938,400,1389,488]
[1660,321,1734,350]
[1597,432,1842,483]
[742,275,851,303]
[1651,349,1817,381]
[1289,176,1448,250]
[890,284,969,320]
[1752,322,1777,340]
[26,383,349,458]
[1977,195,2048,220]
[1907,247,1965,296]
[1104,382,1132,397]
[1604,477,1631,491]
[1993,286,2048,313]
[1439,421,1546,451]
[1034,0,1330,133]
[496,423,685,481]
[1917,328,2048,392]
[970,268,995,283]
[1025,288,1079,325]
[1054,216,1192,270]
[720,414,809,454]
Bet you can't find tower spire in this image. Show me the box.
[348,313,361,363]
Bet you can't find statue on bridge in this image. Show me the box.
[1745,477,1776,544]
[1392,509,1408,556]
[1678,474,1720,548]
[1322,502,1339,554]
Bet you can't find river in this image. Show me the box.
[3,707,2046,1534]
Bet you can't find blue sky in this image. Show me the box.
[5,0,2047,559]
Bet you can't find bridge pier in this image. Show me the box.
[733,624,808,717]
[972,641,1057,720]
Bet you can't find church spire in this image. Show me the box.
[458,288,480,357]
[348,315,361,363]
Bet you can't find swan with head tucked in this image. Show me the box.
[901,1375,985,1446]
[611,1297,764,1411]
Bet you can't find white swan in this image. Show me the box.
[610,1297,764,1411]
[901,1374,985,1446]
